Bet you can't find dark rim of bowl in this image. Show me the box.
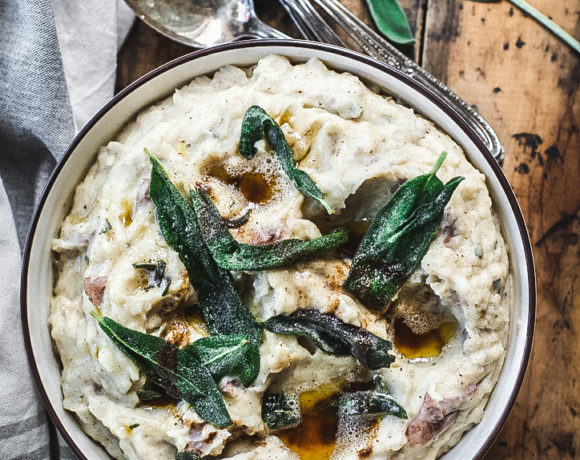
[21,39,535,460]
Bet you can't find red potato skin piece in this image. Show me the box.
[83,276,107,306]
[132,178,151,219]
[406,383,478,447]
[186,423,216,456]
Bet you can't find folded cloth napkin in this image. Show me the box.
[0,1,134,458]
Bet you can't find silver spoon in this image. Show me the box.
[124,0,288,47]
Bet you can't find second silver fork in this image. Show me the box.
[278,0,344,47]
[276,0,504,163]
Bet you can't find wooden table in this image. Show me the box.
[117,1,579,458]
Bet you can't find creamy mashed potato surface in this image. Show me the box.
[50,55,510,460]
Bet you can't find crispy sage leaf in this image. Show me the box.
[184,334,256,387]
[136,377,165,402]
[92,313,232,427]
[365,0,415,45]
[191,187,347,271]
[339,377,407,419]
[344,152,464,311]
[239,105,332,213]
[262,392,302,430]
[99,218,112,234]
[263,309,394,370]
[147,151,262,382]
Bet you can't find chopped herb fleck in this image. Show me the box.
[223,207,251,229]
[99,218,112,234]
[175,453,200,460]
[133,260,171,295]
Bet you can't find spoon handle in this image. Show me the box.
[245,17,290,40]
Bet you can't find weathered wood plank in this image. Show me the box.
[116,20,191,92]
[423,1,580,459]
[400,0,429,61]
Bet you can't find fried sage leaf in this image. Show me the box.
[184,334,256,387]
[344,152,464,311]
[365,0,415,45]
[263,309,394,370]
[262,392,302,430]
[239,105,332,213]
[339,377,407,419]
[92,313,232,427]
[147,151,262,382]
[191,187,347,271]
[340,391,407,418]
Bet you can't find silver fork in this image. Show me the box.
[278,0,504,162]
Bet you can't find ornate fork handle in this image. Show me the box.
[278,0,345,46]
[280,0,504,162]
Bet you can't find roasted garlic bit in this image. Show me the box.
[161,318,191,348]
[184,306,210,337]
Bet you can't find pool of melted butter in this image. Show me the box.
[277,380,377,459]
[278,382,341,460]
[394,318,456,359]
[203,161,277,205]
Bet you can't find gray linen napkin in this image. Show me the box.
[0,1,133,458]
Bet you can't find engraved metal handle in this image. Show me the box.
[278,0,345,46]
[244,16,290,40]
[278,0,505,162]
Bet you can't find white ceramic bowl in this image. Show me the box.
[21,40,535,460]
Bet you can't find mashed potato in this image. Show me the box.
[50,55,510,459]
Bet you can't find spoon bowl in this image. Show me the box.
[124,0,287,47]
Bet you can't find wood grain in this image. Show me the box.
[423,1,579,458]
[116,1,579,458]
